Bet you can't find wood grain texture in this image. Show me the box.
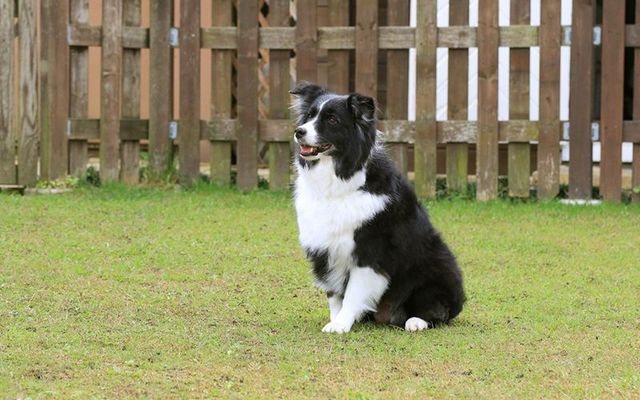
[69,0,90,178]
[327,0,349,93]
[17,0,38,186]
[268,0,291,190]
[477,0,499,201]
[210,0,233,185]
[39,0,69,181]
[599,1,625,203]
[507,0,531,198]
[355,0,378,97]
[414,0,437,198]
[633,0,640,203]
[537,0,561,199]
[385,0,410,177]
[178,0,201,186]
[0,0,15,183]
[568,0,594,199]
[236,0,259,189]
[296,0,317,82]
[446,0,469,193]
[120,0,141,184]
[100,0,123,183]
[149,0,174,179]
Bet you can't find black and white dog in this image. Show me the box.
[291,82,466,334]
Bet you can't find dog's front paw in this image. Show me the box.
[321,320,352,334]
[405,317,430,332]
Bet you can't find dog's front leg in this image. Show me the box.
[327,293,343,322]
[322,267,388,334]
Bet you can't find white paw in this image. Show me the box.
[322,321,352,334]
[405,317,430,332]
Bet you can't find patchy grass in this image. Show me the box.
[1,185,639,399]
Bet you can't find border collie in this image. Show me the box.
[291,82,466,334]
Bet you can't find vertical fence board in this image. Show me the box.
[100,0,123,183]
[508,0,531,198]
[414,0,437,198]
[0,0,14,183]
[600,1,625,202]
[296,0,317,82]
[179,0,201,186]
[386,0,409,176]
[538,0,561,199]
[69,0,90,178]
[40,0,69,182]
[477,0,499,200]
[633,0,640,203]
[17,0,38,186]
[236,0,258,189]
[210,0,233,185]
[569,0,594,199]
[268,0,291,190]
[355,0,378,97]
[327,0,349,93]
[446,0,469,193]
[149,0,174,179]
[120,0,141,184]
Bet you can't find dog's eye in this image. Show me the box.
[327,115,338,125]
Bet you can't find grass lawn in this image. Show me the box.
[1,185,639,399]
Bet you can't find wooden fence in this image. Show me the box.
[0,0,639,202]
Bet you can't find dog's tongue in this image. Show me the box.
[300,145,315,155]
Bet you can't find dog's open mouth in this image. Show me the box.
[299,143,332,157]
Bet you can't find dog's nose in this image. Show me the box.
[294,127,306,140]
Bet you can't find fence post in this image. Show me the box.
[355,0,378,98]
[268,0,292,190]
[327,0,349,93]
[0,0,14,184]
[507,0,531,198]
[236,0,258,190]
[149,0,174,180]
[179,0,201,186]
[633,0,640,203]
[477,0,499,201]
[40,0,69,182]
[17,0,38,186]
[296,0,317,82]
[568,0,595,199]
[69,0,90,178]
[446,0,470,194]
[538,0,561,200]
[600,1,625,203]
[414,0,437,199]
[210,0,234,185]
[386,0,410,177]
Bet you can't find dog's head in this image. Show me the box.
[290,82,377,178]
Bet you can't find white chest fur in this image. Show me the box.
[294,157,388,293]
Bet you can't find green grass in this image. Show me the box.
[1,185,639,399]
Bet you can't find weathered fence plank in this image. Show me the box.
[100,0,122,183]
[414,0,437,198]
[149,0,174,179]
[446,0,469,193]
[296,0,317,82]
[40,0,69,182]
[268,0,291,190]
[508,0,531,198]
[477,0,499,201]
[120,0,141,184]
[17,0,38,186]
[355,0,378,97]
[568,0,594,199]
[386,0,410,177]
[236,0,259,189]
[634,0,640,203]
[69,0,90,179]
[0,0,14,183]
[210,0,233,185]
[538,0,561,199]
[327,0,349,93]
[600,1,625,203]
[179,0,201,186]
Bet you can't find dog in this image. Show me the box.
[290,82,466,334]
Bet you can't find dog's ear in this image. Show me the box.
[347,93,376,122]
[290,81,327,124]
